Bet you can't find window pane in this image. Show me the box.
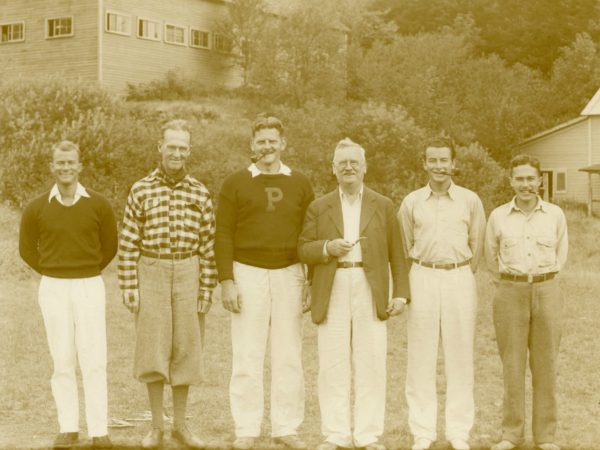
[556,172,566,191]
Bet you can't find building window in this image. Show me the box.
[554,169,567,193]
[190,29,210,49]
[1,22,24,43]
[213,33,233,53]
[47,17,73,38]
[165,23,186,46]
[137,17,161,41]
[106,11,131,36]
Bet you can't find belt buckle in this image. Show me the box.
[527,274,533,283]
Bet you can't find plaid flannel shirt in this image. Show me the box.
[118,168,217,302]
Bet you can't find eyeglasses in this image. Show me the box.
[252,113,284,135]
[333,160,361,169]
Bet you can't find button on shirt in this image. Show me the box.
[118,167,217,301]
[484,197,568,276]
[398,182,486,267]
[338,186,363,262]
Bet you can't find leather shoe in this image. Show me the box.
[92,435,113,448]
[232,437,255,449]
[450,439,469,450]
[273,435,307,449]
[365,442,386,450]
[172,426,206,449]
[53,432,79,449]
[315,442,338,450]
[412,438,432,450]
[536,444,560,450]
[491,441,517,450]
[141,428,164,449]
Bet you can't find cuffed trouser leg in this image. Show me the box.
[39,275,108,436]
[441,266,477,441]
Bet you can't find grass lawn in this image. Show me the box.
[1,203,599,450]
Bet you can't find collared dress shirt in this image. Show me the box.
[398,182,486,268]
[48,182,90,206]
[247,162,292,177]
[118,167,218,302]
[338,186,363,263]
[484,197,568,277]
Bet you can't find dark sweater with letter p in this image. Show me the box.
[19,190,118,278]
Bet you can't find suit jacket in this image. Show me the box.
[298,186,410,324]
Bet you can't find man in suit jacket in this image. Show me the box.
[298,138,410,450]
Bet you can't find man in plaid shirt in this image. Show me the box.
[118,119,217,449]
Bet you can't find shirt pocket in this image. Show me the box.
[499,238,520,266]
[184,202,202,234]
[536,237,556,268]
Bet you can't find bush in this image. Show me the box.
[126,70,210,101]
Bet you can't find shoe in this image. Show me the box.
[141,428,164,449]
[92,435,113,448]
[491,440,517,450]
[172,426,206,449]
[315,442,338,450]
[450,439,470,450]
[53,432,79,449]
[232,437,256,449]
[273,435,308,449]
[365,442,386,450]
[412,438,432,450]
[536,444,560,450]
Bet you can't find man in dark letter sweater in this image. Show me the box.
[215,114,314,450]
[19,140,117,449]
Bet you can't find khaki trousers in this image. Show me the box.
[493,278,564,445]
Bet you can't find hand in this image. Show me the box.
[302,282,311,313]
[122,290,139,314]
[198,299,212,314]
[326,238,354,257]
[386,297,407,317]
[221,279,241,313]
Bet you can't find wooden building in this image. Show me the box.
[0,0,241,94]
[518,87,600,214]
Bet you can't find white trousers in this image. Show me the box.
[318,268,387,448]
[38,275,108,437]
[229,262,305,437]
[406,264,477,441]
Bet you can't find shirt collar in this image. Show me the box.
[424,180,456,199]
[247,162,292,177]
[48,182,90,204]
[339,184,364,203]
[507,196,546,215]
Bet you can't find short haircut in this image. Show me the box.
[251,113,284,137]
[51,140,81,160]
[424,136,456,160]
[162,119,191,140]
[510,154,541,176]
[333,137,366,161]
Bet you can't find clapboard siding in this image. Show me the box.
[102,0,241,95]
[0,0,98,83]
[520,118,590,203]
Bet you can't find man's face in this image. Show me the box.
[159,129,191,173]
[510,164,541,203]
[423,146,454,184]
[251,127,286,165]
[50,149,82,186]
[332,146,366,187]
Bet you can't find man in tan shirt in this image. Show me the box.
[485,154,568,450]
[398,137,486,450]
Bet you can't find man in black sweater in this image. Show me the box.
[19,140,117,449]
[216,114,314,450]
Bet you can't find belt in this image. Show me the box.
[337,261,364,269]
[141,249,197,260]
[500,272,557,283]
[411,258,471,270]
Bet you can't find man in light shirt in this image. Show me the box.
[19,140,117,449]
[398,137,486,450]
[299,138,410,450]
[485,154,568,450]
